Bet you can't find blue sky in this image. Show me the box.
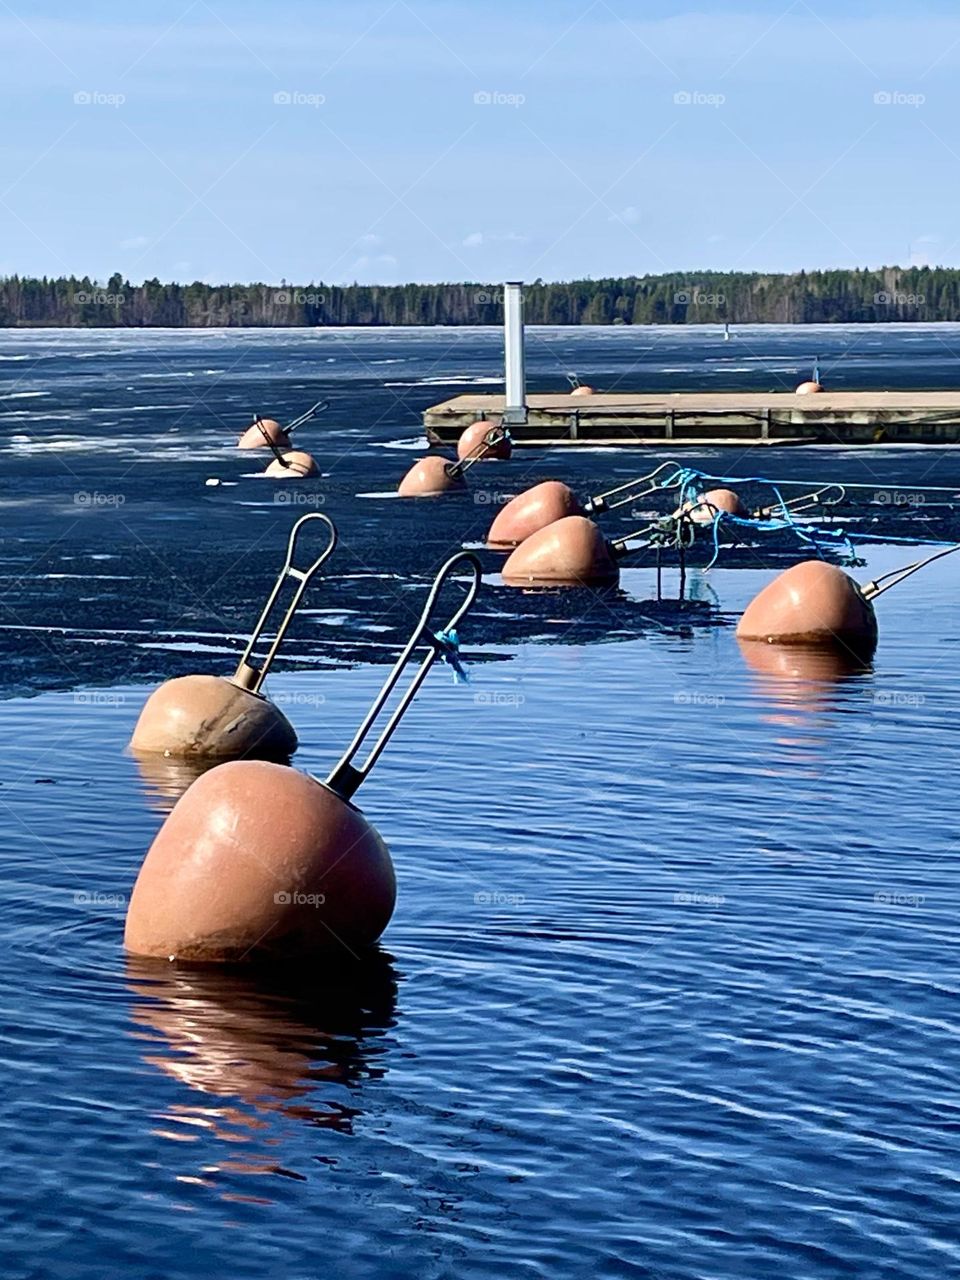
[2,0,959,284]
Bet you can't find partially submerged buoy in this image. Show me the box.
[264,450,318,478]
[397,455,466,497]
[238,400,329,450]
[457,419,511,461]
[736,560,877,654]
[487,480,583,547]
[502,515,619,587]
[130,514,337,760]
[795,381,823,396]
[682,487,746,525]
[570,384,595,397]
[238,417,290,450]
[124,553,481,964]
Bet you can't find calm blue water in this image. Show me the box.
[2,326,960,1279]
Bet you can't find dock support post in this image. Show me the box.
[503,281,527,426]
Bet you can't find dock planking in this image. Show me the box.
[424,391,960,447]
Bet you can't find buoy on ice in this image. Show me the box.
[130,513,337,760]
[238,399,329,450]
[457,419,511,461]
[501,515,619,587]
[397,454,467,497]
[681,487,747,526]
[264,450,319,478]
[124,552,482,964]
[487,480,583,547]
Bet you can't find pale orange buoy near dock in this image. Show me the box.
[131,673,298,760]
[265,450,318,478]
[502,515,619,587]
[682,487,746,525]
[457,419,511,461]
[736,560,878,653]
[238,418,291,449]
[795,381,823,396]
[397,454,466,497]
[570,384,595,397]
[124,760,397,963]
[487,480,583,547]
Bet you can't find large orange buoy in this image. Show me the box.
[397,454,466,497]
[570,384,595,397]
[124,760,397,962]
[736,560,878,654]
[238,417,290,450]
[502,515,619,587]
[795,381,823,395]
[682,487,746,525]
[130,514,337,760]
[264,450,318,478]
[487,480,583,547]
[457,419,511,461]
[124,553,481,964]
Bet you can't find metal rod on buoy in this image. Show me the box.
[446,425,511,480]
[503,282,527,426]
[861,542,960,601]
[232,513,338,693]
[583,461,680,515]
[285,398,329,433]
[325,551,482,799]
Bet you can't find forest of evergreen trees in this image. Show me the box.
[0,267,955,327]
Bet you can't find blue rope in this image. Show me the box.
[432,628,468,684]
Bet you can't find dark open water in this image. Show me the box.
[2,325,960,1279]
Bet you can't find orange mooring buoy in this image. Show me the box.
[487,480,583,547]
[682,487,746,525]
[238,417,290,450]
[502,515,619,587]
[736,560,878,654]
[124,553,482,964]
[398,455,467,497]
[795,381,823,395]
[457,419,511,461]
[130,514,337,759]
[570,384,595,397]
[264,450,319,478]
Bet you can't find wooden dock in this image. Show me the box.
[424,391,960,447]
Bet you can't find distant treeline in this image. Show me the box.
[0,268,956,327]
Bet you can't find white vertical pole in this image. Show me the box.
[503,281,527,422]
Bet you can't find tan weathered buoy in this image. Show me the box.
[238,417,290,450]
[682,487,746,525]
[124,760,397,963]
[264,450,318,478]
[397,454,466,497]
[736,560,877,654]
[130,514,337,760]
[457,419,511,461]
[795,381,823,395]
[502,515,619,587]
[487,480,583,547]
[570,384,595,397]
[124,552,482,965]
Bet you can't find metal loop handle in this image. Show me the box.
[584,461,681,515]
[324,551,482,800]
[286,399,329,433]
[232,512,338,693]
